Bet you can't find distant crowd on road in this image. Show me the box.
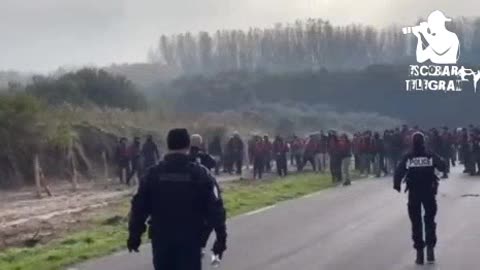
[114,124,480,186]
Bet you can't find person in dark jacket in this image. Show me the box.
[273,136,288,177]
[460,128,472,174]
[128,128,227,270]
[372,132,385,178]
[226,132,244,175]
[142,135,160,172]
[127,137,142,186]
[208,135,223,175]
[439,127,453,179]
[263,135,273,173]
[394,132,446,265]
[303,135,318,172]
[328,132,341,183]
[115,137,130,184]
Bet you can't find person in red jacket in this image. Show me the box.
[273,136,289,177]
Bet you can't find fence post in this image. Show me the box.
[102,150,109,181]
[34,154,42,198]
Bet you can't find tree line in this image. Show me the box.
[25,68,146,111]
[148,17,480,75]
[154,66,480,127]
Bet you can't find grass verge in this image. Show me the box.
[0,173,334,270]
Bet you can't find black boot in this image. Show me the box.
[416,249,424,265]
[426,247,435,263]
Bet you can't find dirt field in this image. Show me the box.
[0,165,291,251]
[0,181,135,250]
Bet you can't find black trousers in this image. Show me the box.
[440,152,451,173]
[330,155,342,182]
[354,154,360,170]
[253,156,264,179]
[275,154,288,176]
[234,157,243,175]
[152,240,201,270]
[294,154,303,171]
[408,190,437,250]
[127,157,141,185]
[264,154,272,172]
[302,155,316,171]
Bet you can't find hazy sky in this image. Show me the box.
[1,0,478,72]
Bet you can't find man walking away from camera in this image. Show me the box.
[189,134,225,259]
[128,128,227,270]
[394,132,446,265]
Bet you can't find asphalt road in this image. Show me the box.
[76,167,480,270]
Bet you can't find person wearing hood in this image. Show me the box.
[394,132,446,265]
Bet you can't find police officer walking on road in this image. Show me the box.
[127,128,228,270]
[394,132,446,265]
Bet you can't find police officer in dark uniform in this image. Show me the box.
[394,132,446,265]
[128,128,227,270]
[189,134,224,255]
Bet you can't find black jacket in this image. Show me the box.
[128,153,227,246]
[190,147,217,170]
[142,140,160,164]
[394,150,446,193]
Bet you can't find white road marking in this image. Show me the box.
[244,205,276,216]
[302,193,317,199]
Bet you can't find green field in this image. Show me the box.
[0,173,336,270]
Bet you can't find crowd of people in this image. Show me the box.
[115,124,480,186]
[126,125,480,269]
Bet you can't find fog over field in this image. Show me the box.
[1,0,479,72]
